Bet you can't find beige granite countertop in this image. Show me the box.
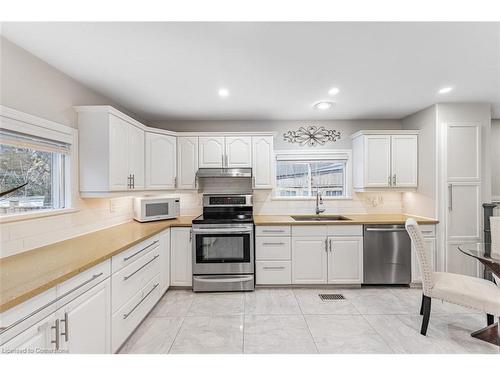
[1,213,438,313]
[0,216,195,313]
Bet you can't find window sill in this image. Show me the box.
[0,208,79,224]
[271,196,353,201]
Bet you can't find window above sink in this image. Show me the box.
[273,150,352,200]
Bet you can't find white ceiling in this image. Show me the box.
[2,22,500,121]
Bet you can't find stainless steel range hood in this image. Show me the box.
[196,168,252,178]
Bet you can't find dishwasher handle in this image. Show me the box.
[365,227,407,232]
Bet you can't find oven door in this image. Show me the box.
[192,225,254,275]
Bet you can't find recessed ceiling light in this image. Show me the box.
[438,87,453,94]
[313,101,334,110]
[328,87,340,96]
[218,88,230,97]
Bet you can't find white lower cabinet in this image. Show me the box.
[291,226,364,285]
[0,313,57,354]
[170,227,193,287]
[112,275,161,353]
[256,261,292,284]
[292,237,328,284]
[327,237,363,284]
[159,229,171,294]
[59,279,111,354]
[1,232,173,354]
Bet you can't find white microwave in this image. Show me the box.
[134,197,180,222]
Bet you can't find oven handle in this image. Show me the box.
[196,276,254,283]
[192,228,253,234]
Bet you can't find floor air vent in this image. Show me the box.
[319,293,345,301]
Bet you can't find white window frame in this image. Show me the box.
[273,149,353,200]
[0,105,78,223]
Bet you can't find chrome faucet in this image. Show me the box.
[315,189,325,215]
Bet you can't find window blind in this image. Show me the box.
[0,129,71,154]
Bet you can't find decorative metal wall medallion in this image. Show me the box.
[283,126,341,147]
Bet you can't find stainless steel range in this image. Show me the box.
[192,194,255,292]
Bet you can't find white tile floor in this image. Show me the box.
[119,287,499,354]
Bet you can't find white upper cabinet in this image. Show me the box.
[391,134,418,187]
[127,123,145,190]
[252,136,274,189]
[225,136,252,167]
[365,135,392,187]
[199,136,225,168]
[177,136,199,189]
[108,115,129,190]
[199,136,253,168]
[76,106,146,194]
[145,132,176,189]
[351,130,418,191]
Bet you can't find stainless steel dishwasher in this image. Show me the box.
[363,224,411,285]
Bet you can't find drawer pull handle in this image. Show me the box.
[51,319,60,350]
[123,283,159,320]
[123,255,160,281]
[60,312,69,342]
[262,242,285,245]
[262,230,285,233]
[0,272,103,336]
[263,266,286,270]
[123,241,159,261]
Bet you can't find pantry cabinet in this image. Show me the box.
[170,227,193,286]
[177,136,199,189]
[351,130,418,191]
[145,132,177,189]
[76,106,145,194]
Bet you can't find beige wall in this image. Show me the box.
[0,37,137,257]
[0,37,143,127]
[401,105,437,218]
[153,119,402,150]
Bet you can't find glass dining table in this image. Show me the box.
[458,243,500,346]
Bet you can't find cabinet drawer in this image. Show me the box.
[327,225,363,236]
[111,274,161,353]
[255,237,291,260]
[256,261,292,285]
[256,225,291,236]
[292,225,327,237]
[112,235,159,273]
[112,244,160,312]
[57,260,111,308]
[419,225,436,237]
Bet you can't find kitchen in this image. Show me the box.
[1,13,500,366]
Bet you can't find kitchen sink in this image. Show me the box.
[291,215,352,221]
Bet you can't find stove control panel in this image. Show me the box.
[209,196,246,205]
[204,194,253,207]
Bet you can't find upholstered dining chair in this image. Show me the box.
[405,218,500,336]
